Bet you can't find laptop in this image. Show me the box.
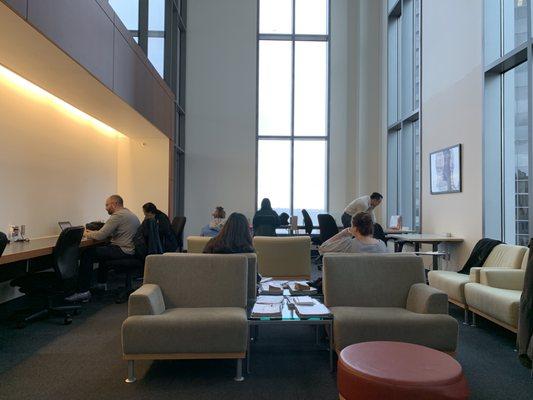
[58,221,72,231]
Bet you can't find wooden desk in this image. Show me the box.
[0,236,99,265]
[386,233,463,270]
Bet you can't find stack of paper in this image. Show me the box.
[294,302,331,318]
[260,283,283,294]
[292,296,315,306]
[256,295,284,304]
[288,281,317,295]
[260,277,273,284]
[251,303,282,318]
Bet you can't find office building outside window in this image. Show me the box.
[256,0,330,222]
[387,0,421,231]
[484,0,530,245]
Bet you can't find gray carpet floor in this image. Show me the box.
[0,277,532,399]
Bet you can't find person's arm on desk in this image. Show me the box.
[85,215,118,241]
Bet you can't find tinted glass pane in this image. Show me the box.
[295,0,328,35]
[503,0,528,54]
[388,18,399,124]
[503,62,528,245]
[387,132,399,221]
[260,0,292,34]
[109,0,139,30]
[413,120,421,230]
[293,140,327,222]
[257,140,291,214]
[400,124,414,229]
[148,37,165,77]
[258,40,292,136]
[414,0,421,109]
[294,41,327,136]
[149,0,165,31]
[401,0,414,115]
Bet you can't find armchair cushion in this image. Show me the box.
[122,307,247,355]
[464,283,521,328]
[480,268,526,291]
[427,271,470,304]
[330,307,458,353]
[143,254,248,308]
[482,244,526,268]
[253,236,311,277]
[406,283,449,314]
[128,284,165,316]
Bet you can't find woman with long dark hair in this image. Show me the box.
[142,202,178,253]
[203,212,254,254]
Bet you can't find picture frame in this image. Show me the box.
[430,144,462,194]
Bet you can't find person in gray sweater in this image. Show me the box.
[319,212,389,255]
[66,195,140,302]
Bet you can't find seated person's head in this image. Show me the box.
[351,212,374,237]
[212,206,226,219]
[142,202,158,219]
[211,212,253,252]
[105,195,124,215]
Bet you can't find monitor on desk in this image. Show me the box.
[58,221,72,231]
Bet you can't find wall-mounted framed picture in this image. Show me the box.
[430,144,462,194]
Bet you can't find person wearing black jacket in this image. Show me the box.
[253,198,281,236]
[142,203,178,253]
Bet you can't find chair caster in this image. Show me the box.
[63,315,73,325]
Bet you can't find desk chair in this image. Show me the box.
[10,226,85,328]
[100,257,144,304]
[279,212,290,226]
[318,214,339,243]
[301,209,315,235]
[0,231,8,256]
[253,215,278,236]
[171,216,186,252]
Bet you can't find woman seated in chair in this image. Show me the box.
[200,206,226,237]
[318,212,389,254]
[142,202,178,253]
[203,212,254,254]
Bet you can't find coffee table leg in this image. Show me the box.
[329,322,334,372]
[247,325,252,374]
[315,325,319,345]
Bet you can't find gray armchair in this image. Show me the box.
[121,253,249,383]
[323,253,458,353]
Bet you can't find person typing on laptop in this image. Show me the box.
[65,195,140,302]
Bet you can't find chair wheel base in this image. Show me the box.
[234,376,244,382]
[125,377,136,384]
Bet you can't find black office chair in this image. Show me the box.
[171,216,187,252]
[301,209,315,235]
[0,231,8,257]
[317,214,340,244]
[253,215,278,236]
[100,257,144,304]
[10,226,85,328]
[279,212,290,226]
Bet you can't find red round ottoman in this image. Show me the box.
[338,342,469,400]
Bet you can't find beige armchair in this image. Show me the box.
[464,264,526,333]
[428,244,527,323]
[121,254,249,383]
[186,235,211,253]
[323,254,458,353]
[253,236,311,278]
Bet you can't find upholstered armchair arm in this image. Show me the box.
[128,284,166,316]
[480,268,526,291]
[469,267,482,283]
[406,283,449,314]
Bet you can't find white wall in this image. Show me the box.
[0,75,118,238]
[421,0,483,267]
[184,0,384,238]
[184,0,258,238]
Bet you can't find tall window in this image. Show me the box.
[484,0,529,245]
[256,0,330,222]
[110,0,187,216]
[387,0,421,231]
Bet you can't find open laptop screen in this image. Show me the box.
[58,221,72,231]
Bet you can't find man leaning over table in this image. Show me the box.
[65,195,140,302]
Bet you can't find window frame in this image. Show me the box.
[255,0,331,220]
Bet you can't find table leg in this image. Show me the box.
[329,322,334,372]
[247,325,252,374]
[432,243,439,270]
[315,325,319,345]
[414,242,420,252]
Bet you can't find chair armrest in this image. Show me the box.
[406,283,449,314]
[128,284,165,316]
[469,267,482,283]
[480,268,525,291]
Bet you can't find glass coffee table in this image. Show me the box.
[247,292,333,373]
